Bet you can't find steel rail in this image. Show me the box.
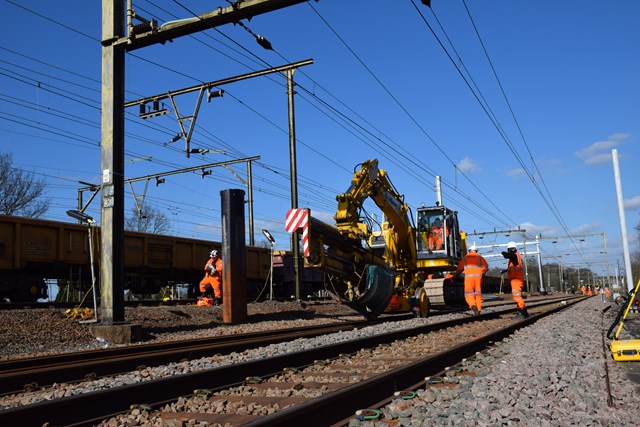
[0,317,396,396]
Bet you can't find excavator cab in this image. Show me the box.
[416,206,463,261]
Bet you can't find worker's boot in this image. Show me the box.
[214,297,222,306]
[471,305,479,316]
[512,309,529,320]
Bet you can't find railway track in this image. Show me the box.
[0,295,571,396]
[0,297,582,426]
[0,315,413,396]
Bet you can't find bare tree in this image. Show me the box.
[0,152,50,217]
[125,205,170,234]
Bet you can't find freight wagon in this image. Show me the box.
[0,215,324,302]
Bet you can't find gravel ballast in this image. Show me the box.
[1,297,639,426]
[349,297,640,426]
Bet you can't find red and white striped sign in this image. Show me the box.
[285,208,310,257]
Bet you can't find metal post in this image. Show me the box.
[86,224,98,323]
[602,232,611,289]
[536,236,545,294]
[612,149,634,293]
[578,268,581,290]
[247,160,254,246]
[558,262,562,293]
[286,68,300,301]
[269,242,274,300]
[221,189,247,324]
[522,234,529,292]
[77,190,83,220]
[101,0,126,323]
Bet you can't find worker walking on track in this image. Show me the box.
[501,242,530,319]
[455,242,488,316]
[199,250,223,306]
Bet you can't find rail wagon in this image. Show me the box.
[0,215,322,302]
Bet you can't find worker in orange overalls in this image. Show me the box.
[502,241,529,319]
[428,217,448,251]
[587,286,593,297]
[581,285,586,296]
[455,242,488,316]
[199,250,223,306]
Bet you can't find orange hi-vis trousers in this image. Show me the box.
[199,276,221,298]
[510,278,526,310]
[464,276,483,311]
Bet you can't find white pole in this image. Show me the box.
[611,149,634,293]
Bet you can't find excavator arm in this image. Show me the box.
[335,159,417,271]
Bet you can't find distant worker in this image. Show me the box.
[428,217,445,251]
[587,286,592,297]
[501,242,529,319]
[581,285,586,296]
[199,250,223,306]
[455,242,488,316]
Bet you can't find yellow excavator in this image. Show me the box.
[295,159,467,319]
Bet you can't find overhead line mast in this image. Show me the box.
[101,0,310,328]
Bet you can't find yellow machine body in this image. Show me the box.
[609,278,640,362]
[610,339,640,362]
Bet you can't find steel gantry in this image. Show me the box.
[77,157,260,244]
[538,232,611,290]
[100,0,311,326]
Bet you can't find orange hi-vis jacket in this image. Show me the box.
[456,252,489,278]
[507,251,524,281]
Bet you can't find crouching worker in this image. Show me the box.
[198,250,222,306]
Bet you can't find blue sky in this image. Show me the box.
[1,0,638,281]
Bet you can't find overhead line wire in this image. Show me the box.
[458,0,587,262]
[410,1,575,240]
[305,2,516,227]
[461,1,579,247]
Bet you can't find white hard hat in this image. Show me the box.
[469,243,478,252]
[210,250,218,257]
[507,241,517,249]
